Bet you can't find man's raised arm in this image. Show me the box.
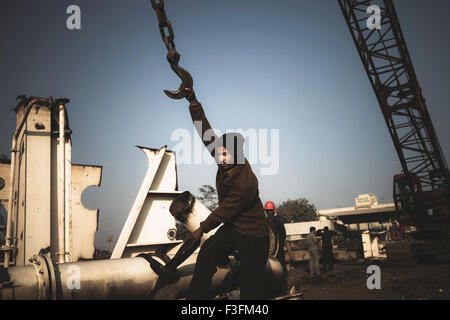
[185,88,218,157]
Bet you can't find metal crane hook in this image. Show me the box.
[151,0,194,100]
[164,50,193,100]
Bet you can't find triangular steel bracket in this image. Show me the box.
[111,146,183,259]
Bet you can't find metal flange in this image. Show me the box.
[28,254,56,300]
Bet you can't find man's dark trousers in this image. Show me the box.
[322,249,334,272]
[320,230,336,273]
[188,225,269,300]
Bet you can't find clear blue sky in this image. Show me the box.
[1,0,449,249]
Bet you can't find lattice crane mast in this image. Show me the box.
[338,0,450,237]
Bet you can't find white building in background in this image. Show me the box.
[283,194,398,263]
[317,194,400,260]
[317,194,397,232]
[284,216,334,242]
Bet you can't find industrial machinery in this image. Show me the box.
[0,97,286,299]
[338,0,450,259]
[1,0,449,300]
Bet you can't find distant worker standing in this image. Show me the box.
[317,226,337,273]
[306,227,320,277]
[264,201,288,279]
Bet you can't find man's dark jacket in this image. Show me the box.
[189,102,269,238]
[269,216,286,248]
[319,229,337,253]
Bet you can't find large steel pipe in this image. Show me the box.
[0,254,239,300]
[150,255,239,300]
[152,254,286,300]
[1,255,158,300]
[2,265,40,299]
[1,254,284,300]
[56,258,157,299]
[1,191,286,300]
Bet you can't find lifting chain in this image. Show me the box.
[151,0,193,100]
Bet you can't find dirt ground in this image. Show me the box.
[287,260,450,300]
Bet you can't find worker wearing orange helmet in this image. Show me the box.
[264,201,288,279]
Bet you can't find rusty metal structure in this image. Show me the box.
[338,0,450,246]
[0,97,102,268]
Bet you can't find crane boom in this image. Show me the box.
[337,0,450,222]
